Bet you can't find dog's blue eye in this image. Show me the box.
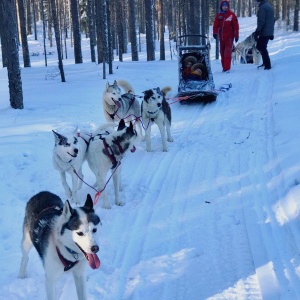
[77,232,84,236]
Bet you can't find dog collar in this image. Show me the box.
[56,246,79,271]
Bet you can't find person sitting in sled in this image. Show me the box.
[189,63,206,80]
[182,56,197,80]
[213,0,239,73]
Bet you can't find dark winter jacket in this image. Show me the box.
[213,0,239,42]
[256,0,275,36]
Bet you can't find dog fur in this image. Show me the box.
[18,191,101,300]
[52,128,90,204]
[87,119,138,209]
[235,33,261,65]
[141,86,173,152]
[103,80,143,137]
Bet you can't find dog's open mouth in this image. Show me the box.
[112,98,121,108]
[67,152,77,158]
[75,243,100,270]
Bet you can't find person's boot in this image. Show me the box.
[257,64,264,69]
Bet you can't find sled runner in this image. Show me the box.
[176,35,218,104]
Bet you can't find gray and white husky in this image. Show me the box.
[235,33,261,65]
[52,129,90,204]
[142,87,173,152]
[87,119,138,209]
[103,80,143,137]
[18,191,101,300]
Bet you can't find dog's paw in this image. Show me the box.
[18,272,27,279]
[162,148,168,152]
[167,137,174,142]
[116,201,125,207]
[102,202,111,209]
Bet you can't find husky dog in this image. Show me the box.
[18,191,101,300]
[103,80,143,137]
[87,119,137,209]
[235,33,261,65]
[142,87,173,152]
[52,129,90,204]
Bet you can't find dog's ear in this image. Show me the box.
[52,130,64,144]
[105,81,110,90]
[129,121,134,131]
[113,80,118,87]
[63,200,74,217]
[117,119,126,131]
[156,87,161,93]
[83,194,94,211]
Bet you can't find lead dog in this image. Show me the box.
[18,191,101,300]
[87,119,138,209]
[52,128,90,204]
[103,80,143,137]
[142,87,173,152]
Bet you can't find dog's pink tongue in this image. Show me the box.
[87,253,101,269]
[130,145,136,153]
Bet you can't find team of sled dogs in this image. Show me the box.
[18,79,173,300]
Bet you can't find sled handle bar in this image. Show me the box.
[178,34,208,40]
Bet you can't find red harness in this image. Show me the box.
[56,246,79,271]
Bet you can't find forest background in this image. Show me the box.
[0,0,299,110]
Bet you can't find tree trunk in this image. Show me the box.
[294,0,299,31]
[128,0,138,61]
[17,0,31,67]
[70,0,83,63]
[0,0,24,109]
[95,0,104,63]
[157,0,165,60]
[50,0,65,82]
[87,0,96,62]
[144,0,155,61]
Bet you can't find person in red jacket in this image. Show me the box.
[213,0,239,72]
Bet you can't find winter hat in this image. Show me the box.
[184,56,197,66]
[221,1,229,6]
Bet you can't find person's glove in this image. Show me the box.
[235,37,239,43]
[254,31,260,41]
[269,35,274,40]
[213,34,218,39]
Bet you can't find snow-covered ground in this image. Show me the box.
[1,16,300,299]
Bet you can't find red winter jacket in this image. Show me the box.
[213,1,239,42]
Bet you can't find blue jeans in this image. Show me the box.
[256,36,271,68]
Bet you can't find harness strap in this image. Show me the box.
[102,138,118,169]
[113,140,125,154]
[76,132,90,151]
[56,246,79,271]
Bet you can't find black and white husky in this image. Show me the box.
[103,80,143,137]
[52,129,90,204]
[18,191,101,300]
[87,119,138,209]
[142,87,173,152]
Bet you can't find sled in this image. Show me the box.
[176,35,218,104]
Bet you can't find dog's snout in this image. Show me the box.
[157,103,161,107]
[74,148,78,154]
[91,245,99,253]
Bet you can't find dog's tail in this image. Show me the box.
[161,86,172,97]
[117,80,135,94]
